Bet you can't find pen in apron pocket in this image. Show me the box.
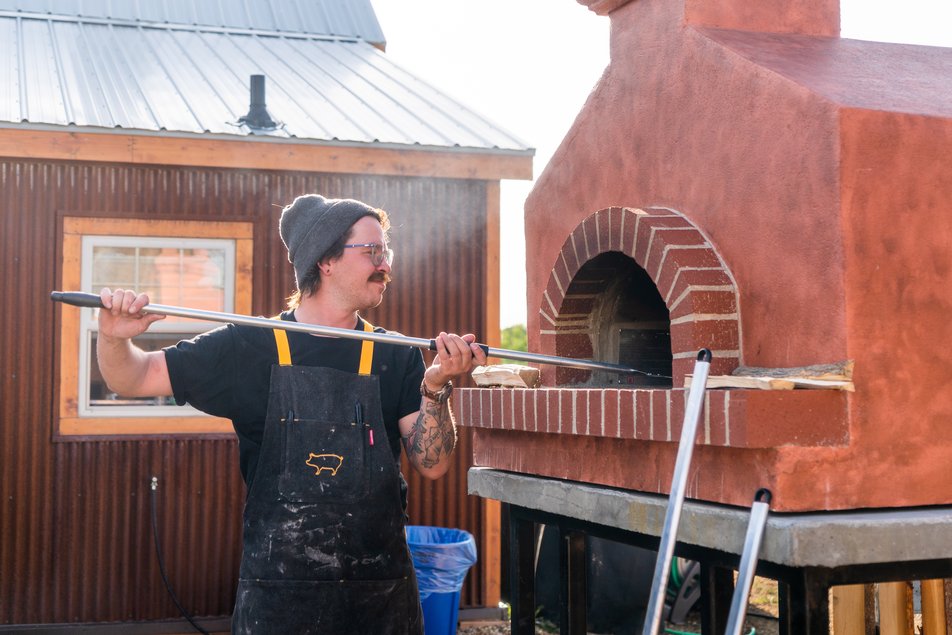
[355,401,373,446]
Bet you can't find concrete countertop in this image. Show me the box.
[468,468,952,568]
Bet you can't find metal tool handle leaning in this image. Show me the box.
[641,348,713,635]
[50,291,641,375]
[724,488,772,635]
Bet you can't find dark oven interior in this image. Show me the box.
[558,252,672,388]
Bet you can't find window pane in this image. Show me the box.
[137,247,169,290]
[181,248,226,311]
[90,242,229,323]
[92,246,137,289]
[140,247,179,304]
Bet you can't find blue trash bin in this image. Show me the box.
[406,525,477,635]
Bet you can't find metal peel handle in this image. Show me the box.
[51,291,642,375]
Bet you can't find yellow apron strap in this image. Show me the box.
[273,316,372,372]
[272,318,292,366]
[359,320,374,376]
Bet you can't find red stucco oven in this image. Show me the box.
[456,0,952,512]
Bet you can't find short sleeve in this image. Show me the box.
[398,347,426,420]
[163,325,235,418]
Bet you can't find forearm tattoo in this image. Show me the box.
[402,398,457,469]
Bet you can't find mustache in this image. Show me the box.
[369,272,392,284]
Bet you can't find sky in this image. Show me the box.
[371,0,952,329]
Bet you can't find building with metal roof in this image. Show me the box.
[0,0,531,155]
[1,1,530,630]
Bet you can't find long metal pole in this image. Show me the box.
[642,348,712,635]
[724,489,772,635]
[51,291,643,375]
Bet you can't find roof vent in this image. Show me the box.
[239,75,279,130]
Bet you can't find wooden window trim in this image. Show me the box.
[57,217,253,438]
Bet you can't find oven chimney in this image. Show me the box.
[239,74,278,130]
[578,0,839,37]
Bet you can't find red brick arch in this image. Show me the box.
[538,206,741,384]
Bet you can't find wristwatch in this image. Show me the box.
[420,379,453,404]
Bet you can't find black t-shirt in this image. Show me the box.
[163,312,425,489]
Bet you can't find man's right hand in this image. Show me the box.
[96,288,173,398]
[98,288,166,340]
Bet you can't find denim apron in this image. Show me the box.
[232,321,423,634]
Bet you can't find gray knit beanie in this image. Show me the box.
[279,194,378,288]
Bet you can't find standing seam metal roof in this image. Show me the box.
[0,1,531,153]
[2,0,387,44]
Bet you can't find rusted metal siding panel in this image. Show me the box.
[1,158,491,624]
[0,160,58,624]
[50,440,244,621]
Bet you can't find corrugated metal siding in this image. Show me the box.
[0,160,58,625]
[51,441,243,621]
[1,0,386,44]
[0,9,531,153]
[0,158,490,624]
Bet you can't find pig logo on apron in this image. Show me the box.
[306,452,344,476]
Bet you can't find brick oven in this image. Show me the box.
[456,0,952,513]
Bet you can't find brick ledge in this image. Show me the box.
[454,386,848,449]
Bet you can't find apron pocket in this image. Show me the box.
[233,577,416,635]
[278,417,369,503]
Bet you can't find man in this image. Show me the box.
[96,194,486,634]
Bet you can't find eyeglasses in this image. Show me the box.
[343,242,394,267]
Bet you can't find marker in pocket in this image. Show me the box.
[355,401,373,446]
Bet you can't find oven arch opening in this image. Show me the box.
[539,206,741,387]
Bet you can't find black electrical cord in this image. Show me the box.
[150,477,210,635]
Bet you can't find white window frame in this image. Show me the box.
[58,216,252,438]
[77,235,236,418]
